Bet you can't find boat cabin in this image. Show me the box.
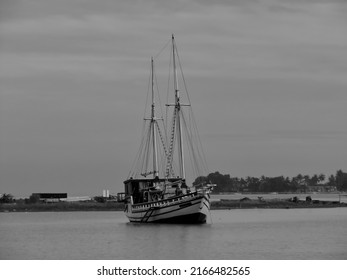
[123,177,184,204]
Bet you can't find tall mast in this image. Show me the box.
[151,57,159,178]
[172,34,186,180]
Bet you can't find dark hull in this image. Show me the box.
[150,212,207,224]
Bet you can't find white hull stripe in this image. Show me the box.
[130,195,209,214]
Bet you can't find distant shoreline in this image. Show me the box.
[1,198,346,212]
[210,198,346,210]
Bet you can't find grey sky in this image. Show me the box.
[1,0,346,196]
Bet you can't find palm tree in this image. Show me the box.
[0,193,14,203]
[311,174,319,186]
[318,173,325,184]
[303,175,310,193]
[328,174,336,186]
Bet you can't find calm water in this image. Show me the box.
[0,208,346,259]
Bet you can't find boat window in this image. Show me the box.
[125,181,140,195]
[139,181,150,190]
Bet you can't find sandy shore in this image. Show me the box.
[0,201,125,212]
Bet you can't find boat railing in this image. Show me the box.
[130,191,204,211]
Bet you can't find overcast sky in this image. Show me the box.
[1,0,346,197]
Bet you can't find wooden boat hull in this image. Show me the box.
[125,192,210,224]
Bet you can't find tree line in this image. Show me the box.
[193,169,347,193]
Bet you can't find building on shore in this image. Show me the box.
[31,193,67,203]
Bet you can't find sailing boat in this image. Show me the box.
[122,35,215,223]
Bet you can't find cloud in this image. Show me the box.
[1,0,347,195]
[1,0,347,83]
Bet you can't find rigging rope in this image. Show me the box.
[128,36,210,182]
[153,38,171,60]
[176,45,210,175]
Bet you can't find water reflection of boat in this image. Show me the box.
[122,35,214,223]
